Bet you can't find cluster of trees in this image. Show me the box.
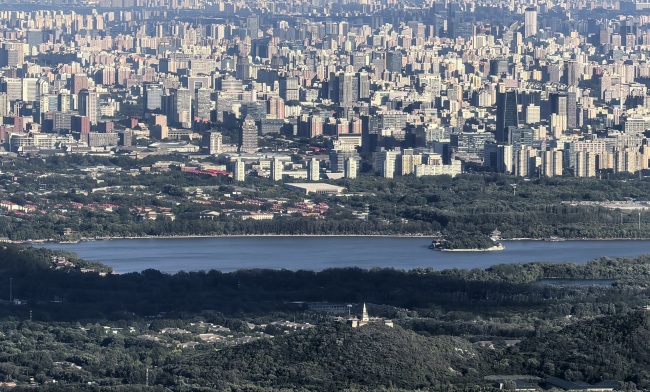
[1,244,650,389]
[6,154,650,241]
[499,312,650,389]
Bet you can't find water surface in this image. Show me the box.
[38,237,650,274]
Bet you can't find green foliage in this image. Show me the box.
[501,312,650,387]
[0,245,648,389]
[170,323,484,390]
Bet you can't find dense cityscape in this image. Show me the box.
[2,0,650,390]
[2,0,650,179]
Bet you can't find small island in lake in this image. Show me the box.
[430,229,504,252]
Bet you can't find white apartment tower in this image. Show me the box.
[524,8,537,39]
[344,157,358,179]
[233,159,246,182]
[209,132,222,155]
[374,150,400,178]
[307,158,320,181]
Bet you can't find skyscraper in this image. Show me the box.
[495,91,519,143]
[247,15,260,38]
[239,116,258,153]
[78,89,99,125]
[357,71,370,101]
[567,89,578,129]
[169,88,192,128]
[524,8,537,38]
[195,88,213,120]
[337,72,358,104]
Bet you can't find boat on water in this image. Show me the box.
[544,236,566,242]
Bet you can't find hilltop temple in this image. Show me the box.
[347,303,394,328]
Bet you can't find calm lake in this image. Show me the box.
[36,237,650,274]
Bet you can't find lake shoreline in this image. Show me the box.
[12,234,650,245]
[34,237,650,274]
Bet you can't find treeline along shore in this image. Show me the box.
[2,243,650,389]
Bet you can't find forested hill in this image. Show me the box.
[170,323,486,391]
[501,312,650,388]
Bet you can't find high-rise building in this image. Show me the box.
[168,88,192,128]
[508,126,534,149]
[374,149,400,178]
[550,92,576,130]
[337,72,358,104]
[70,74,89,95]
[150,114,168,139]
[357,71,370,100]
[239,116,258,153]
[87,132,118,148]
[233,159,246,181]
[344,156,359,179]
[144,83,164,112]
[78,89,99,125]
[247,15,260,38]
[26,30,43,52]
[267,97,285,119]
[542,148,564,177]
[307,158,320,181]
[21,78,38,102]
[236,56,251,80]
[2,77,22,102]
[208,132,222,154]
[400,149,423,175]
[385,51,402,73]
[566,61,581,86]
[71,115,91,135]
[567,90,578,129]
[514,146,538,177]
[279,76,299,102]
[0,42,24,68]
[195,88,213,120]
[270,157,283,181]
[524,8,537,38]
[575,151,597,177]
[495,91,519,143]
[330,149,359,172]
[489,58,509,77]
[526,105,541,124]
